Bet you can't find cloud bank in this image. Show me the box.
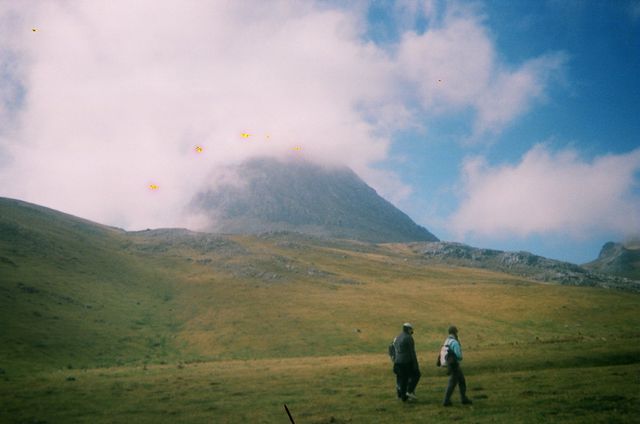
[0,1,564,230]
[450,145,640,240]
[397,5,566,137]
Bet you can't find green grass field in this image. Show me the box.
[1,198,639,423]
[3,349,638,423]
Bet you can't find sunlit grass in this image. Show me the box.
[2,345,638,423]
[1,199,639,422]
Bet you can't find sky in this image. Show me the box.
[0,0,638,264]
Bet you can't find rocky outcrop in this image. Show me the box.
[412,242,640,292]
[583,242,640,280]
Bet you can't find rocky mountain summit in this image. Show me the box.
[409,241,640,292]
[583,241,640,280]
[192,157,438,243]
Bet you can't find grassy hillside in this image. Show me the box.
[0,198,182,372]
[1,197,639,423]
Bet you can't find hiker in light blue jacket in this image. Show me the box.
[442,326,472,406]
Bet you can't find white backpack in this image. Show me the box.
[437,339,456,367]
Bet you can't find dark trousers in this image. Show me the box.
[394,363,421,400]
[444,363,468,403]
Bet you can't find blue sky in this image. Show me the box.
[368,0,640,263]
[0,1,638,264]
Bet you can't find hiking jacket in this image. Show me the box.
[393,331,419,368]
[445,335,463,362]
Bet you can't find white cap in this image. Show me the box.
[403,322,413,329]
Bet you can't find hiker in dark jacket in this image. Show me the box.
[442,325,472,406]
[391,322,421,402]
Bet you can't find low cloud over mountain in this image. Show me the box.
[192,157,437,243]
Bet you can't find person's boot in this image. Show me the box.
[462,397,473,405]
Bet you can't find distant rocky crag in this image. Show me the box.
[583,241,640,281]
[409,241,640,292]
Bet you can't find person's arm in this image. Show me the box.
[451,339,463,361]
[410,337,419,369]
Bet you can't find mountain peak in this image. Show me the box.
[584,241,640,280]
[192,157,437,243]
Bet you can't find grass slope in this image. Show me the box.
[0,198,181,372]
[1,197,639,423]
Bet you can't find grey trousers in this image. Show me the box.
[444,363,467,403]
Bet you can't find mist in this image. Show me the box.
[0,1,565,231]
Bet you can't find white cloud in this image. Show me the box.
[472,53,566,135]
[0,1,565,231]
[450,145,640,239]
[0,1,402,229]
[393,0,438,30]
[396,7,566,137]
